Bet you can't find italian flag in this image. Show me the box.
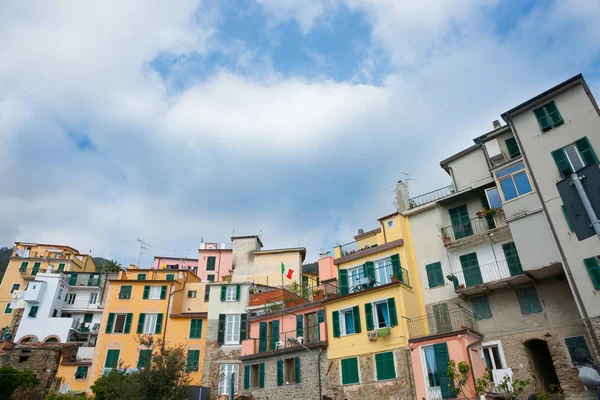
[281,262,294,279]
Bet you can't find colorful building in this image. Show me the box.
[198,242,233,282]
[152,256,199,275]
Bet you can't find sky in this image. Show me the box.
[1,0,600,266]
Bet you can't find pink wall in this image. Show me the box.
[152,257,198,274]
[197,246,232,282]
[318,256,336,282]
[410,334,486,400]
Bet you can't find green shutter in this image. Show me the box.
[449,205,473,239]
[575,137,599,165]
[259,363,265,388]
[105,350,120,368]
[186,350,200,372]
[271,320,280,350]
[240,313,247,341]
[545,101,564,125]
[155,314,163,334]
[434,343,454,398]
[296,314,303,337]
[75,366,88,379]
[341,358,359,384]
[583,257,600,290]
[534,102,563,132]
[391,254,402,281]
[106,313,115,333]
[143,286,150,300]
[57,263,65,271]
[387,297,398,326]
[29,305,38,318]
[502,242,523,276]
[124,313,133,333]
[426,262,443,288]
[119,286,131,299]
[244,365,250,389]
[217,314,226,345]
[160,286,167,300]
[220,285,226,302]
[137,274,146,280]
[317,309,324,323]
[352,306,361,334]
[19,262,28,273]
[562,205,575,232]
[258,322,267,352]
[294,356,300,383]
[534,107,550,131]
[516,286,542,315]
[471,296,492,320]
[505,137,521,158]
[277,360,283,386]
[551,148,573,178]
[31,262,41,275]
[166,274,174,281]
[236,285,241,301]
[207,256,216,270]
[364,261,375,281]
[332,311,340,338]
[375,352,396,380]
[137,313,146,334]
[365,303,374,331]
[190,319,203,339]
[69,273,78,285]
[339,269,348,295]
[460,253,483,287]
[565,336,590,363]
[137,350,152,369]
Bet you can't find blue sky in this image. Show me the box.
[1,0,599,265]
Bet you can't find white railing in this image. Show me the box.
[63,300,100,310]
[11,290,24,299]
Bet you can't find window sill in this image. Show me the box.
[342,382,360,386]
[222,344,242,348]
[376,377,397,382]
[428,284,446,290]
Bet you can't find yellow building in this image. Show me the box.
[55,268,208,394]
[0,242,96,330]
[324,212,425,399]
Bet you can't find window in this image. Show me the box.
[564,336,590,364]
[495,162,533,202]
[10,284,20,294]
[66,293,76,305]
[471,296,492,320]
[375,352,395,381]
[105,349,120,369]
[373,300,390,328]
[57,263,65,271]
[74,366,88,379]
[19,261,29,273]
[58,289,63,300]
[426,262,444,288]
[284,357,300,384]
[148,286,161,300]
[341,357,359,385]
[112,314,128,333]
[387,219,394,228]
[423,343,454,398]
[583,256,600,290]
[89,292,98,305]
[340,307,359,336]
[137,273,146,280]
[219,364,239,395]
[118,286,132,299]
[204,286,210,302]
[482,345,504,378]
[187,350,200,371]
[166,274,175,281]
[188,290,197,298]
[52,309,58,317]
[143,285,167,300]
[4,303,12,314]
[144,314,159,334]
[505,137,521,159]
[225,315,241,344]
[207,256,216,271]
[348,266,365,288]
[551,137,599,178]
[375,258,393,285]
[485,187,503,209]
[251,364,260,388]
[28,306,39,318]
[31,262,40,275]
[137,349,152,369]
[226,286,237,302]
[190,319,203,339]
[534,101,564,132]
[207,275,215,282]
[515,285,542,315]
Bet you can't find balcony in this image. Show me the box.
[67,273,104,287]
[440,212,510,250]
[10,290,26,309]
[63,299,101,311]
[76,346,95,361]
[408,308,478,340]
[241,324,325,358]
[409,185,454,209]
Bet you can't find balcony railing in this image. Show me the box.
[408,308,478,339]
[63,299,100,310]
[409,185,454,209]
[242,324,323,356]
[441,212,507,244]
[449,258,523,289]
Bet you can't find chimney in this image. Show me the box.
[395,180,410,214]
[357,229,364,235]
[493,120,501,129]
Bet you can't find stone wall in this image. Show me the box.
[202,318,243,398]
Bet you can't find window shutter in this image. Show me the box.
[57,263,65,271]
[137,313,146,334]
[166,274,174,281]
[105,350,120,368]
[217,314,226,345]
[207,256,216,271]
[505,137,521,158]
[364,261,375,281]
[105,313,115,333]
[243,365,250,390]
[575,137,599,166]
[565,336,590,363]
[259,322,267,352]
[584,257,600,290]
[259,363,265,388]
[155,313,163,334]
[561,205,575,232]
[341,358,359,384]
[434,343,454,398]
[365,303,374,331]
[551,149,573,178]
[220,286,226,302]
[317,309,324,323]
[352,306,361,334]
[137,350,151,369]
[271,320,280,350]
[160,286,167,300]
[426,264,434,288]
[433,263,443,286]
[240,314,248,341]
[69,273,78,286]
[391,254,402,282]
[426,262,444,287]
[190,319,203,339]
[375,352,395,380]
[143,286,150,300]
[332,311,340,338]
[124,313,133,333]
[186,350,200,372]
[296,314,303,337]
[339,269,348,295]
[545,101,563,125]
[387,297,398,326]
[277,360,283,386]
[294,356,300,383]
[534,107,551,131]
[236,285,241,301]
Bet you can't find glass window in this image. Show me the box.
[348,266,364,288]
[340,308,355,336]
[423,346,440,388]
[219,363,239,395]
[226,286,237,301]
[496,162,533,202]
[113,314,127,333]
[485,187,503,209]
[483,345,504,381]
[225,315,240,344]
[376,259,393,285]
[148,286,161,300]
[144,314,158,334]
[89,293,98,304]
[564,144,585,172]
[373,301,390,328]
[188,290,197,298]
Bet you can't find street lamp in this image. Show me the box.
[287,337,323,400]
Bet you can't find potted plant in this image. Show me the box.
[390,273,399,283]
[458,283,465,289]
[438,225,451,243]
[313,289,325,300]
[476,211,483,219]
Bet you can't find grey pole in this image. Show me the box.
[229,372,235,400]
[571,173,600,239]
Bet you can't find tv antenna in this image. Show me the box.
[136,238,152,268]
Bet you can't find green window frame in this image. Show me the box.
[166,274,175,281]
[118,286,132,299]
[4,303,13,314]
[375,352,395,381]
[57,263,65,271]
[425,262,444,288]
[137,274,146,280]
[10,283,20,294]
[471,295,492,320]
[207,275,215,282]
[28,305,39,318]
[31,262,41,275]
[533,101,564,132]
[341,357,359,385]
[583,257,600,290]
[551,137,599,178]
[189,319,203,339]
[505,137,521,159]
[515,285,542,315]
[449,204,473,239]
[186,350,200,372]
[74,366,88,379]
[19,261,29,273]
[105,349,120,368]
[564,336,590,364]
[206,256,216,271]
[561,205,575,232]
[137,350,152,369]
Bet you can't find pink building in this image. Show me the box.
[152,256,198,275]
[197,242,233,282]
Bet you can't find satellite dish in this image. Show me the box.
[59,383,70,394]
[178,273,183,281]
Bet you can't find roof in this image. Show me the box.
[231,235,264,248]
[333,238,404,265]
[377,212,399,221]
[354,228,381,240]
[472,124,512,143]
[501,73,583,119]
[15,242,80,253]
[153,256,198,262]
[439,143,481,171]
[254,247,306,262]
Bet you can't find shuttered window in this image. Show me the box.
[471,295,492,320]
[552,137,599,178]
[375,352,395,380]
[118,286,132,299]
[74,366,88,379]
[341,357,359,385]
[583,257,600,290]
[533,101,564,132]
[564,336,590,364]
[505,137,521,159]
[190,319,203,339]
[186,350,200,372]
[137,350,152,369]
[206,256,216,271]
[426,262,444,288]
[515,285,542,315]
[105,350,120,368]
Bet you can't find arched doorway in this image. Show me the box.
[525,339,559,391]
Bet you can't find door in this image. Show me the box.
[449,205,473,239]
[460,253,483,287]
[306,313,319,343]
[432,303,452,333]
[502,243,523,276]
[525,339,559,391]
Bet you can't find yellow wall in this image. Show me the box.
[54,364,90,393]
[246,251,303,286]
[355,233,379,248]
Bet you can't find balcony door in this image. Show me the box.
[305,312,319,343]
[502,243,523,276]
[449,205,473,239]
[460,253,483,287]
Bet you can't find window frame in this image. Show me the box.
[225,314,241,344]
[148,286,162,300]
[10,283,20,294]
[112,313,128,334]
[533,101,564,133]
[219,363,239,395]
[284,358,296,384]
[347,265,365,288]
[143,314,158,334]
[66,293,76,305]
[339,307,356,336]
[89,292,98,305]
[251,364,260,388]
[494,161,534,203]
[225,286,237,302]
[372,299,391,329]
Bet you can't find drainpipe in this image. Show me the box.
[406,346,415,400]
[466,337,484,394]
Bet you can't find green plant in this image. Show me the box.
[438,225,450,242]
[0,367,39,399]
[46,393,92,399]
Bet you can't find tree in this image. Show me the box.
[99,259,123,273]
[0,366,39,399]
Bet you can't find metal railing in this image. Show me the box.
[440,212,507,244]
[408,308,478,339]
[409,185,454,209]
[246,324,323,355]
[63,299,100,310]
[449,258,523,289]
